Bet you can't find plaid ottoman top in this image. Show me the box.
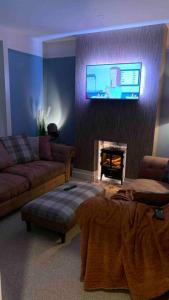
[21,181,104,223]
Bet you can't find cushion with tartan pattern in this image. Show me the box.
[0,135,36,164]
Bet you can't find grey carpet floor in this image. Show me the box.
[0,212,169,300]
[0,211,132,300]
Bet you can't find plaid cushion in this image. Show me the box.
[27,136,39,160]
[21,181,105,223]
[0,135,35,164]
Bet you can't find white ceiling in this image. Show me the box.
[0,0,169,40]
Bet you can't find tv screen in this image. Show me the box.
[86,62,142,100]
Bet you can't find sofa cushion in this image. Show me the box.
[39,136,53,161]
[4,161,65,188]
[126,178,169,194]
[0,135,35,164]
[0,142,14,170]
[0,173,29,204]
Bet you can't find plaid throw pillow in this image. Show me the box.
[27,136,39,160]
[0,135,35,164]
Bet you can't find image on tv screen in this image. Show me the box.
[86,62,142,100]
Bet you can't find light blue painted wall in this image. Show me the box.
[157,49,169,157]
[0,41,7,136]
[8,49,43,136]
[44,56,75,145]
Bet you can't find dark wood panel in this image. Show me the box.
[75,25,167,178]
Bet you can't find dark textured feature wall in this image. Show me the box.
[75,25,167,178]
[8,49,43,136]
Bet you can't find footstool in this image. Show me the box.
[21,181,104,243]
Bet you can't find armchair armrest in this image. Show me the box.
[51,143,76,181]
[138,155,168,181]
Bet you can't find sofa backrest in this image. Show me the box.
[0,135,55,165]
[0,141,15,170]
[0,135,39,165]
[138,155,168,181]
[27,136,39,159]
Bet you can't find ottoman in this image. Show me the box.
[21,181,104,243]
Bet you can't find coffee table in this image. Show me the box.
[21,181,104,243]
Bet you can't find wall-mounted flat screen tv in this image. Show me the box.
[86,62,142,100]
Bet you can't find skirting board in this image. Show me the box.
[72,168,94,181]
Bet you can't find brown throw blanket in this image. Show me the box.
[76,192,169,300]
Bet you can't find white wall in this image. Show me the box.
[0,25,43,56]
[43,37,76,58]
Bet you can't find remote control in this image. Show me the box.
[63,184,77,191]
[154,208,164,220]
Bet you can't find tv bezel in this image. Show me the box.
[86,62,142,101]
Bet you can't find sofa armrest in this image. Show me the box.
[138,155,168,181]
[51,143,76,181]
[51,143,75,162]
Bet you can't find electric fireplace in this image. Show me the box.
[100,145,126,184]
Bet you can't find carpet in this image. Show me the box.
[0,211,132,300]
[0,203,168,299]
